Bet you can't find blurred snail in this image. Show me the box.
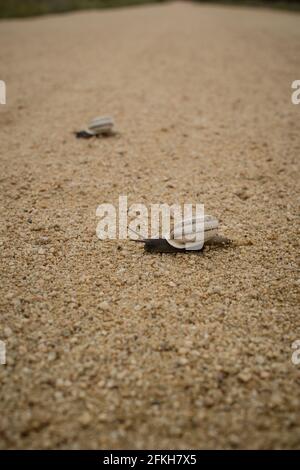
[75,116,115,138]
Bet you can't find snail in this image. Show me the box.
[75,116,115,138]
[132,215,225,253]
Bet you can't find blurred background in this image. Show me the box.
[0,0,300,18]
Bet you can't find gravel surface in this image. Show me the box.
[0,2,299,449]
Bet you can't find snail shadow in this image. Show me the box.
[74,131,119,139]
[140,235,232,255]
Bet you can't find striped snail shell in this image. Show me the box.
[166,215,219,251]
[87,116,114,135]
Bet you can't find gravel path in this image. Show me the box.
[0,2,299,449]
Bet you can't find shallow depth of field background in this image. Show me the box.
[1,0,300,17]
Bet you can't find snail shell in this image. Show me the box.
[166,215,219,251]
[87,116,114,135]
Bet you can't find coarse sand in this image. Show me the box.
[0,1,299,449]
